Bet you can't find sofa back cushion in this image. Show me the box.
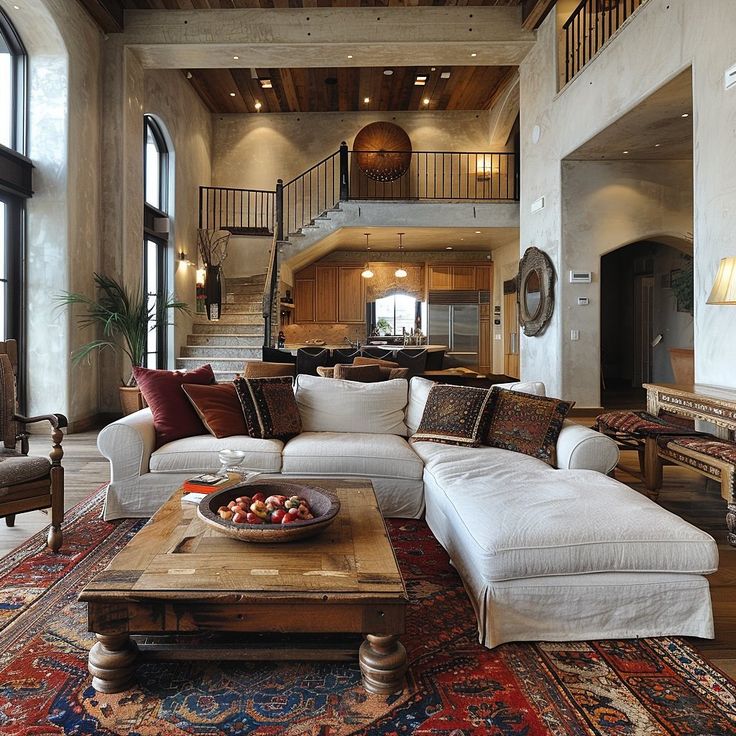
[133,364,215,448]
[233,376,302,440]
[295,374,408,435]
[406,377,547,436]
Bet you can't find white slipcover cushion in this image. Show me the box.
[295,375,408,436]
[282,432,423,480]
[150,434,283,473]
[414,441,718,581]
[405,377,546,436]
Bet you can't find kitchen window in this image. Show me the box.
[373,294,424,335]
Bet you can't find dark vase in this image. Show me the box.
[205,264,222,321]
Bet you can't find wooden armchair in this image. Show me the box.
[0,340,66,552]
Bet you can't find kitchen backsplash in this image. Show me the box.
[283,323,367,345]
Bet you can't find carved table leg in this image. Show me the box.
[359,634,407,695]
[88,633,139,693]
[727,503,736,547]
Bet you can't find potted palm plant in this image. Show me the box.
[57,273,190,414]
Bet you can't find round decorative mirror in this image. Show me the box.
[517,247,555,336]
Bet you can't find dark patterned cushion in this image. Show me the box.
[333,364,383,383]
[660,436,736,464]
[233,376,302,440]
[411,384,493,447]
[596,410,694,437]
[484,388,574,466]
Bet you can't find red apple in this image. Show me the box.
[252,492,266,503]
[232,512,246,523]
[235,496,252,507]
[270,508,286,523]
[281,513,298,524]
[246,511,264,524]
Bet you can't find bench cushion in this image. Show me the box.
[414,441,718,582]
[658,436,736,498]
[597,410,694,437]
[150,435,283,473]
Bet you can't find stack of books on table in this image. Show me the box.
[182,473,229,493]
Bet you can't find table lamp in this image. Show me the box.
[707,257,736,304]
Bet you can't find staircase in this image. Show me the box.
[176,274,266,381]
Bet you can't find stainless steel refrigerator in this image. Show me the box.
[428,294,479,370]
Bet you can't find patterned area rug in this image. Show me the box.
[1,490,736,735]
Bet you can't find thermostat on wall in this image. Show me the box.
[569,270,592,283]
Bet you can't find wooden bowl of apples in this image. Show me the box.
[197,482,341,543]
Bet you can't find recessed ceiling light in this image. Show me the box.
[260,78,272,89]
[622,150,629,154]
[347,55,353,59]
[233,56,239,60]
[364,97,370,104]
[254,101,262,111]
[474,230,481,234]
[471,52,477,57]
[13,4,20,8]
[654,143,661,147]
[423,98,430,105]
[440,71,451,79]
[446,246,453,250]
[431,67,436,72]
[415,75,427,86]
[383,69,394,76]
[229,92,236,97]
[681,113,689,118]
[460,238,464,241]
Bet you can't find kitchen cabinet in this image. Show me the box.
[479,307,491,374]
[337,267,365,323]
[429,264,493,291]
[314,266,338,322]
[293,278,315,322]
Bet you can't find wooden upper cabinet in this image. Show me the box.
[314,266,338,323]
[475,264,493,291]
[429,266,453,290]
[338,267,365,323]
[452,266,476,290]
[294,278,315,323]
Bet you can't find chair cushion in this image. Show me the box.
[0,450,51,488]
[182,383,248,439]
[295,375,408,435]
[282,432,423,480]
[484,388,573,466]
[411,384,492,447]
[414,441,718,582]
[133,364,215,448]
[150,435,283,473]
[596,410,695,437]
[233,376,301,440]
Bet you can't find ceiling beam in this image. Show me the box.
[521,0,557,31]
[121,8,536,68]
[75,0,125,34]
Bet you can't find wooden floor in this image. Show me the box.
[2,422,735,678]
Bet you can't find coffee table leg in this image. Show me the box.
[88,633,139,693]
[359,634,407,694]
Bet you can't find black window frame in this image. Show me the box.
[142,115,170,370]
[0,9,28,409]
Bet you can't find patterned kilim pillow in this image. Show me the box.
[233,376,302,440]
[484,387,574,466]
[411,384,493,447]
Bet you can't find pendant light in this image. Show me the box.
[361,233,374,279]
[394,232,408,279]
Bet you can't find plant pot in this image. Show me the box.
[119,386,147,416]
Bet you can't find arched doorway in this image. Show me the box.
[600,237,693,409]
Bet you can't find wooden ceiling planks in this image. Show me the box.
[119,0,522,8]
[187,65,515,113]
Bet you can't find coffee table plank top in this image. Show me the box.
[81,479,406,602]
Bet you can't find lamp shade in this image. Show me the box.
[707,257,736,304]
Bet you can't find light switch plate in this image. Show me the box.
[577,297,589,305]
[570,329,580,341]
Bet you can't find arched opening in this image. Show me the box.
[600,236,693,409]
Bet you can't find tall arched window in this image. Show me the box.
[0,9,28,353]
[143,115,170,369]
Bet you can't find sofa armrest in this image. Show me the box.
[97,408,156,482]
[556,421,619,474]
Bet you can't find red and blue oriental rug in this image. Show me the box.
[1,489,735,735]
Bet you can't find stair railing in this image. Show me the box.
[262,180,284,347]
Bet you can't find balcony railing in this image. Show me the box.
[563,0,649,84]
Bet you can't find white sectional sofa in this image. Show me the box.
[97,375,719,647]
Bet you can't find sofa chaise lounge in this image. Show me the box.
[97,375,718,647]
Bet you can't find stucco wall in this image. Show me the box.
[0,0,103,428]
[519,0,736,404]
[212,110,505,191]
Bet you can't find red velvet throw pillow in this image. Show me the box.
[182,382,248,439]
[133,364,215,447]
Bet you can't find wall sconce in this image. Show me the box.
[707,257,736,304]
[178,251,195,268]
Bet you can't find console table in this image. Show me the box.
[644,383,736,439]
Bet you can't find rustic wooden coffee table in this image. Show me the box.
[79,478,408,695]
